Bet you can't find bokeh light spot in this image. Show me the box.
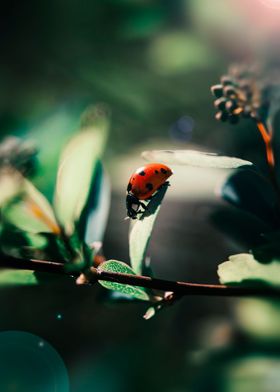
[260,0,280,9]
[0,331,69,392]
[169,116,194,142]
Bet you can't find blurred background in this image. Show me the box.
[1,0,280,391]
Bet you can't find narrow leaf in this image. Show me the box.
[129,184,168,274]
[0,269,38,286]
[3,178,59,234]
[143,306,156,320]
[54,104,110,235]
[0,269,70,286]
[0,168,23,207]
[78,162,111,246]
[220,169,277,226]
[218,253,280,287]
[142,149,252,169]
[98,260,150,301]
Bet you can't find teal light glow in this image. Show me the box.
[0,331,69,392]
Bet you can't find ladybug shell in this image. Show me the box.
[127,163,173,200]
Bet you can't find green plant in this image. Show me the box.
[0,65,280,321]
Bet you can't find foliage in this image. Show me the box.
[98,260,150,301]
[54,105,110,236]
[218,253,280,287]
[0,104,110,282]
[0,61,280,322]
[142,149,252,169]
[129,183,168,275]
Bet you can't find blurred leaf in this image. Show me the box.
[0,168,22,207]
[3,178,59,234]
[236,298,280,342]
[143,306,156,320]
[218,253,280,287]
[129,184,168,275]
[0,269,71,286]
[148,33,216,75]
[61,232,92,272]
[0,269,38,285]
[0,223,66,263]
[98,260,150,301]
[54,104,110,235]
[210,206,270,249]
[220,169,278,226]
[28,106,84,197]
[252,232,280,263]
[78,161,111,246]
[142,150,252,168]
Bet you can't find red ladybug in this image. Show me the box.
[126,163,173,219]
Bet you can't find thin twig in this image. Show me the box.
[0,255,66,274]
[255,119,280,198]
[0,256,279,297]
[92,268,280,297]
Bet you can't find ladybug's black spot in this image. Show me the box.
[127,183,132,192]
[146,183,153,191]
[139,170,146,176]
[161,168,167,174]
[155,170,159,174]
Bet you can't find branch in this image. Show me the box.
[0,255,279,297]
[0,255,66,274]
[92,268,280,297]
[255,119,280,199]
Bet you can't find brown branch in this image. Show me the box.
[255,119,280,199]
[92,267,280,297]
[0,255,279,297]
[0,255,66,274]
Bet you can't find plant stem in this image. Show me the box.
[256,120,275,166]
[93,268,280,297]
[0,255,66,274]
[0,256,279,297]
[256,119,280,197]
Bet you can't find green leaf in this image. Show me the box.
[129,184,168,274]
[236,298,280,341]
[218,253,280,287]
[0,224,66,263]
[3,178,59,234]
[78,161,111,245]
[0,269,71,286]
[220,168,277,226]
[252,232,280,263]
[54,104,110,235]
[98,260,150,301]
[28,106,83,196]
[0,269,39,285]
[142,149,252,168]
[210,206,270,249]
[143,306,156,320]
[0,168,23,207]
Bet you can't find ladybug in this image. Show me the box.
[126,163,173,219]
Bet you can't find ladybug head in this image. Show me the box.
[126,193,140,219]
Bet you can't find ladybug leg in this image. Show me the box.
[139,201,148,210]
[159,180,170,188]
[136,202,148,216]
[126,193,142,219]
